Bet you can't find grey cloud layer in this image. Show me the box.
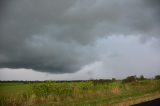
[0,0,159,73]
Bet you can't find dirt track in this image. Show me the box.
[132,98,160,106]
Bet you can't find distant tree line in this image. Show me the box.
[122,75,160,83]
[0,75,159,83]
[155,75,160,80]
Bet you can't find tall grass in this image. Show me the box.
[0,80,160,106]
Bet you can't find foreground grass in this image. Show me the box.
[0,80,160,106]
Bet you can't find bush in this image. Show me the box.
[155,75,160,80]
[122,75,137,83]
[92,79,112,86]
[137,75,146,80]
[31,82,53,97]
[112,78,116,82]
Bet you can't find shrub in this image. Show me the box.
[122,75,137,83]
[112,78,116,82]
[155,75,160,80]
[92,79,112,86]
[31,82,55,97]
[138,75,146,80]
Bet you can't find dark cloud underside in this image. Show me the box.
[0,0,160,73]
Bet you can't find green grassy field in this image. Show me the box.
[0,80,160,106]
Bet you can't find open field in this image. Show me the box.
[0,79,160,106]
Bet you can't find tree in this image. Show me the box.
[155,75,160,80]
[112,78,116,81]
[122,75,137,83]
[139,75,145,80]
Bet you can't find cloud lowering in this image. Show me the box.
[0,0,160,75]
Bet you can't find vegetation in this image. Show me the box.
[122,75,137,83]
[0,75,160,106]
[155,75,160,80]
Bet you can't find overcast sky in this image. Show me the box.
[0,0,160,80]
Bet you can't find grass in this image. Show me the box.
[0,80,160,106]
[0,83,31,97]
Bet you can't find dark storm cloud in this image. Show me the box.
[0,0,160,73]
[145,0,160,31]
